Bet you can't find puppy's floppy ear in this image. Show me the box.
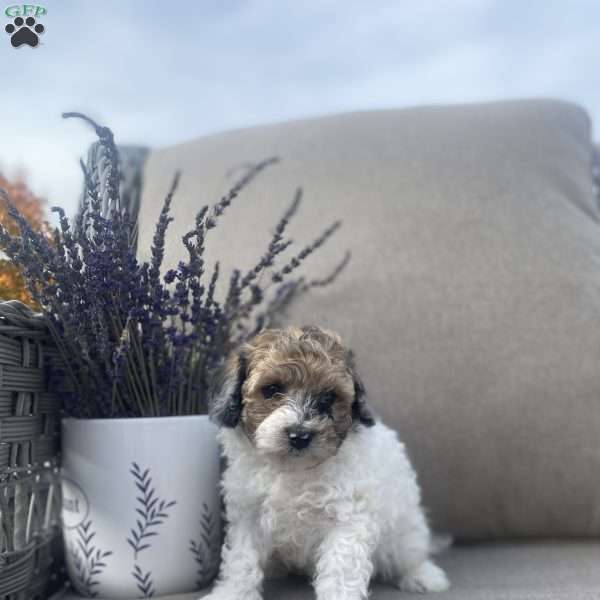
[209,352,247,428]
[346,350,376,427]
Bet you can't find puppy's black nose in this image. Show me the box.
[288,428,313,450]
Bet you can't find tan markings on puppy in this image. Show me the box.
[238,326,357,454]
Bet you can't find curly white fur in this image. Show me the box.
[204,420,449,599]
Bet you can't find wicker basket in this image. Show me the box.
[0,301,63,599]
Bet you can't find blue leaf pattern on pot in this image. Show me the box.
[127,461,176,598]
[189,502,221,587]
[68,519,113,597]
[132,564,156,598]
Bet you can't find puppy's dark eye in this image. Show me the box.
[317,391,336,414]
[261,383,284,399]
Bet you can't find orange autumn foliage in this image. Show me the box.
[0,174,48,307]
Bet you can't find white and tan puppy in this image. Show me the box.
[206,326,449,600]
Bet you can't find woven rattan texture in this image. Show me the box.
[0,301,63,599]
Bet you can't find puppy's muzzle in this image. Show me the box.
[287,426,313,451]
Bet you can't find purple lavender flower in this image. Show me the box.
[0,114,349,418]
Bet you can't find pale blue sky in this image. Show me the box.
[1,0,598,215]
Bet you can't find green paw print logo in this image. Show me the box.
[4,4,46,48]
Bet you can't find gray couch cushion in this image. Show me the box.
[245,542,600,600]
[60,542,600,599]
[137,100,599,539]
[236,542,600,600]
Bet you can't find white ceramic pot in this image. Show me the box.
[61,415,222,598]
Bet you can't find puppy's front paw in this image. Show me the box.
[202,585,263,600]
[399,560,449,593]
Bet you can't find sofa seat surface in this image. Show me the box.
[59,541,600,600]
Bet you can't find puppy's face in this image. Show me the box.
[210,326,374,467]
